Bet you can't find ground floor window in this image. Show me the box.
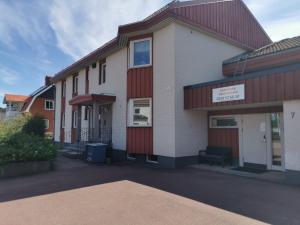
[72,111,78,128]
[127,98,152,127]
[146,155,158,163]
[210,116,237,128]
[127,153,137,160]
[43,119,49,129]
[61,112,65,128]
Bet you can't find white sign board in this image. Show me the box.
[212,84,245,103]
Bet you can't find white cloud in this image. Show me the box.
[0,1,51,54]
[0,67,20,86]
[244,0,300,41]
[49,0,167,60]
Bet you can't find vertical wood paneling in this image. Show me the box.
[184,69,300,109]
[127,128,153,154]
[172,0,271,49]
[208,128,239,158]
[127,67,153,98]
[127,66,153,155]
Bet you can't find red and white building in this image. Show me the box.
[52,0,300,175]
[3,76,55,136]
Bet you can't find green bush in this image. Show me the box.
[0,115,57,165]
[22,115,46,137]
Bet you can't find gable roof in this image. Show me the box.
[52,0,271,83]
[3,94,28,104]
[22,84,54,112]
[224,35,300,65]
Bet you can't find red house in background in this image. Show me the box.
[3,76,55,137]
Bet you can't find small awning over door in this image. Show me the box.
[69,94,116,106]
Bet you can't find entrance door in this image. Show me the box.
[242,114,268,167]
[271,113,284,171]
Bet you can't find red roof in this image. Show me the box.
[3,94,28,103]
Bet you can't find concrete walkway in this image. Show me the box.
[0,157,299,225]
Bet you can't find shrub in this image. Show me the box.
[0,115,57,165]
[22,115,46,137]
[0,115,29,142]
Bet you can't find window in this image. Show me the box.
[43,119,49,130]
[73,75,78,95]
[72,111,78,128]
[61,80,66,97]
[45,100,54,110]
[128,98,152,127]
[99,63,106,85]
[61,112,65,129]
[85,67,89,94]
[130,38,152,68]
[210,116,238,128]
[146,155,158,163]
[84,107,89,120]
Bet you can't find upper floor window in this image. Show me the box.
[45,100,54,110]
[130,38,152,68]
[61,80,66,97]
[99,63,106,85]
[127,98,152,127]
[85,67,89,94]
[73,75,78,95]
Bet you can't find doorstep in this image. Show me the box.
[189,164,300,186]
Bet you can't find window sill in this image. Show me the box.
[127,125,152,128]
[128,64,152,70]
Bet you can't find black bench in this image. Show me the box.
[199,146,232,167]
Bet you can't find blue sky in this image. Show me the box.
[0,0,299,107]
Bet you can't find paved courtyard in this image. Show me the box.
[0,157,299,225]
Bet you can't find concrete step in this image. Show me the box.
[62,150,83,159]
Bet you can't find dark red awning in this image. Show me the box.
[69,94,116,106]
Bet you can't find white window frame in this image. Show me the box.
[209,115,238,129]
[62,81,66,97]
[99,63,106,85]
[44,100,54,110]
[73,111,78,128]
[129,38,152,68]
[61,112,65,129]
[127,98,152,127]
[73,75,78,94]
[43,119,49,129]
[146,155,158,164]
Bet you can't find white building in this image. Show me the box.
[51,0,300,176]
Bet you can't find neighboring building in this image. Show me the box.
[0,108,6,121]
[22,76,55,136]
[3,94,28,120]
[51,0,300,175]
[3,76,55,136]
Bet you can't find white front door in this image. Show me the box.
[242,114,268,166]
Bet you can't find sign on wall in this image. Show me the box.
[212,84,245,103]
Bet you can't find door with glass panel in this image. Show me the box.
[271,113,284,170]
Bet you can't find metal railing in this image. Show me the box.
[63,127,112,152]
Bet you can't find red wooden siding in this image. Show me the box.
[127,128,153,154]
[127,65,153,155]
[127,67,153,98]
[184,69,300,109]
[172,0,271,49]
[208,106,283,116]
[208,128,239,158]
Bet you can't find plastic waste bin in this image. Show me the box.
[86,143,108,163]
